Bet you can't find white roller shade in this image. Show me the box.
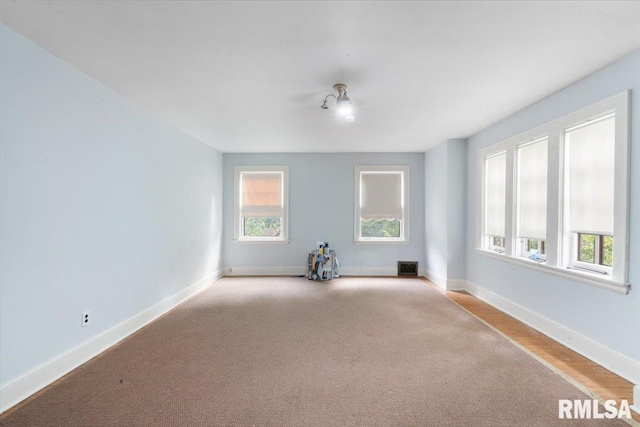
[360,172,403,220]
[485,152,506,237]
[240,172,283,218]
[517,139,548,240]
[565,115,615,234]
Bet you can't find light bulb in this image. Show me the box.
[336,99,352,117]
[344,114,355,123]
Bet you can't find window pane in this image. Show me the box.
[356,166,408,241]
[361,219,401,238]
[360,173,403,220]
[517,138,548,240]
[241,172,283,218]
[243,217,281,238]
[601,235,613,267]
[578,233,595,263]
[565,115,615,234]
[485,153,506,237]
[528,240,539,251]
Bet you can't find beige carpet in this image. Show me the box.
[0,277,629,426]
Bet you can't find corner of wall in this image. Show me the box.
[445,139,468,281]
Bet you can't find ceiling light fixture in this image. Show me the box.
[321,83,355,123]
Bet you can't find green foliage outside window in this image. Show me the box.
[361,219,401,238]
[243,217,281,238]
[527,240,545,255]
[578,233,613,266]
[492,236,505,248]
[578,234,596,263]
[601,235,613,267]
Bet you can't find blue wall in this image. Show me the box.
[446,140,467,281]
[0,25,224,385]
[465,50,640,362]
[424,142,449,282]
[223,153,425,273]
[424,139,467,286]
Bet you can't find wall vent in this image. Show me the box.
[398,261,418,277]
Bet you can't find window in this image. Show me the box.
[354,166,409,242]
[564,115,614,275]
[490,236,505,252]
[523,239,546,261]
[527,240,545,254]
[476,91,630,294]
[516,138,548,260]
[575,233,612,270]
[484,152,506,252]
[234,166,288,242]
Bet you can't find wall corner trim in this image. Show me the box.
[0,268,225,414]
[445,279,467,291]
[464,280,640,385]
[422,269,447,289]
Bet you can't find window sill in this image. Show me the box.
[353,240,411,245]
[233,239,290,244]
[475,248,630,295]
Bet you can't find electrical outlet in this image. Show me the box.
[82,311,90,327]
[227,267,232,273]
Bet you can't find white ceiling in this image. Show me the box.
[2,1,640,153]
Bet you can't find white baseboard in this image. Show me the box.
[339,266,397,276]
[465,280,640,385]
[422,268,447,289]
[226,266,305,276]
[0,268,224,414]
[446,279,467,291]
[226,266,405,278]
[421,269,466,291]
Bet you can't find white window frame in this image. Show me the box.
[354,166,410,243]
[476,91,630,294]
[234,166,289,243]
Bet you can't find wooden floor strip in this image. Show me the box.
[420,278,639,424]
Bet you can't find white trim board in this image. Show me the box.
[0,268,225,414]
[465,280,640,385]
[446,279,467,291]
[225,266,401,277]
[421,269,466,291]
[423,268,446,289]
[340,266,397,276]
[225,266,306,276]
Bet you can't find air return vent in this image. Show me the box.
[398,261,418,277]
